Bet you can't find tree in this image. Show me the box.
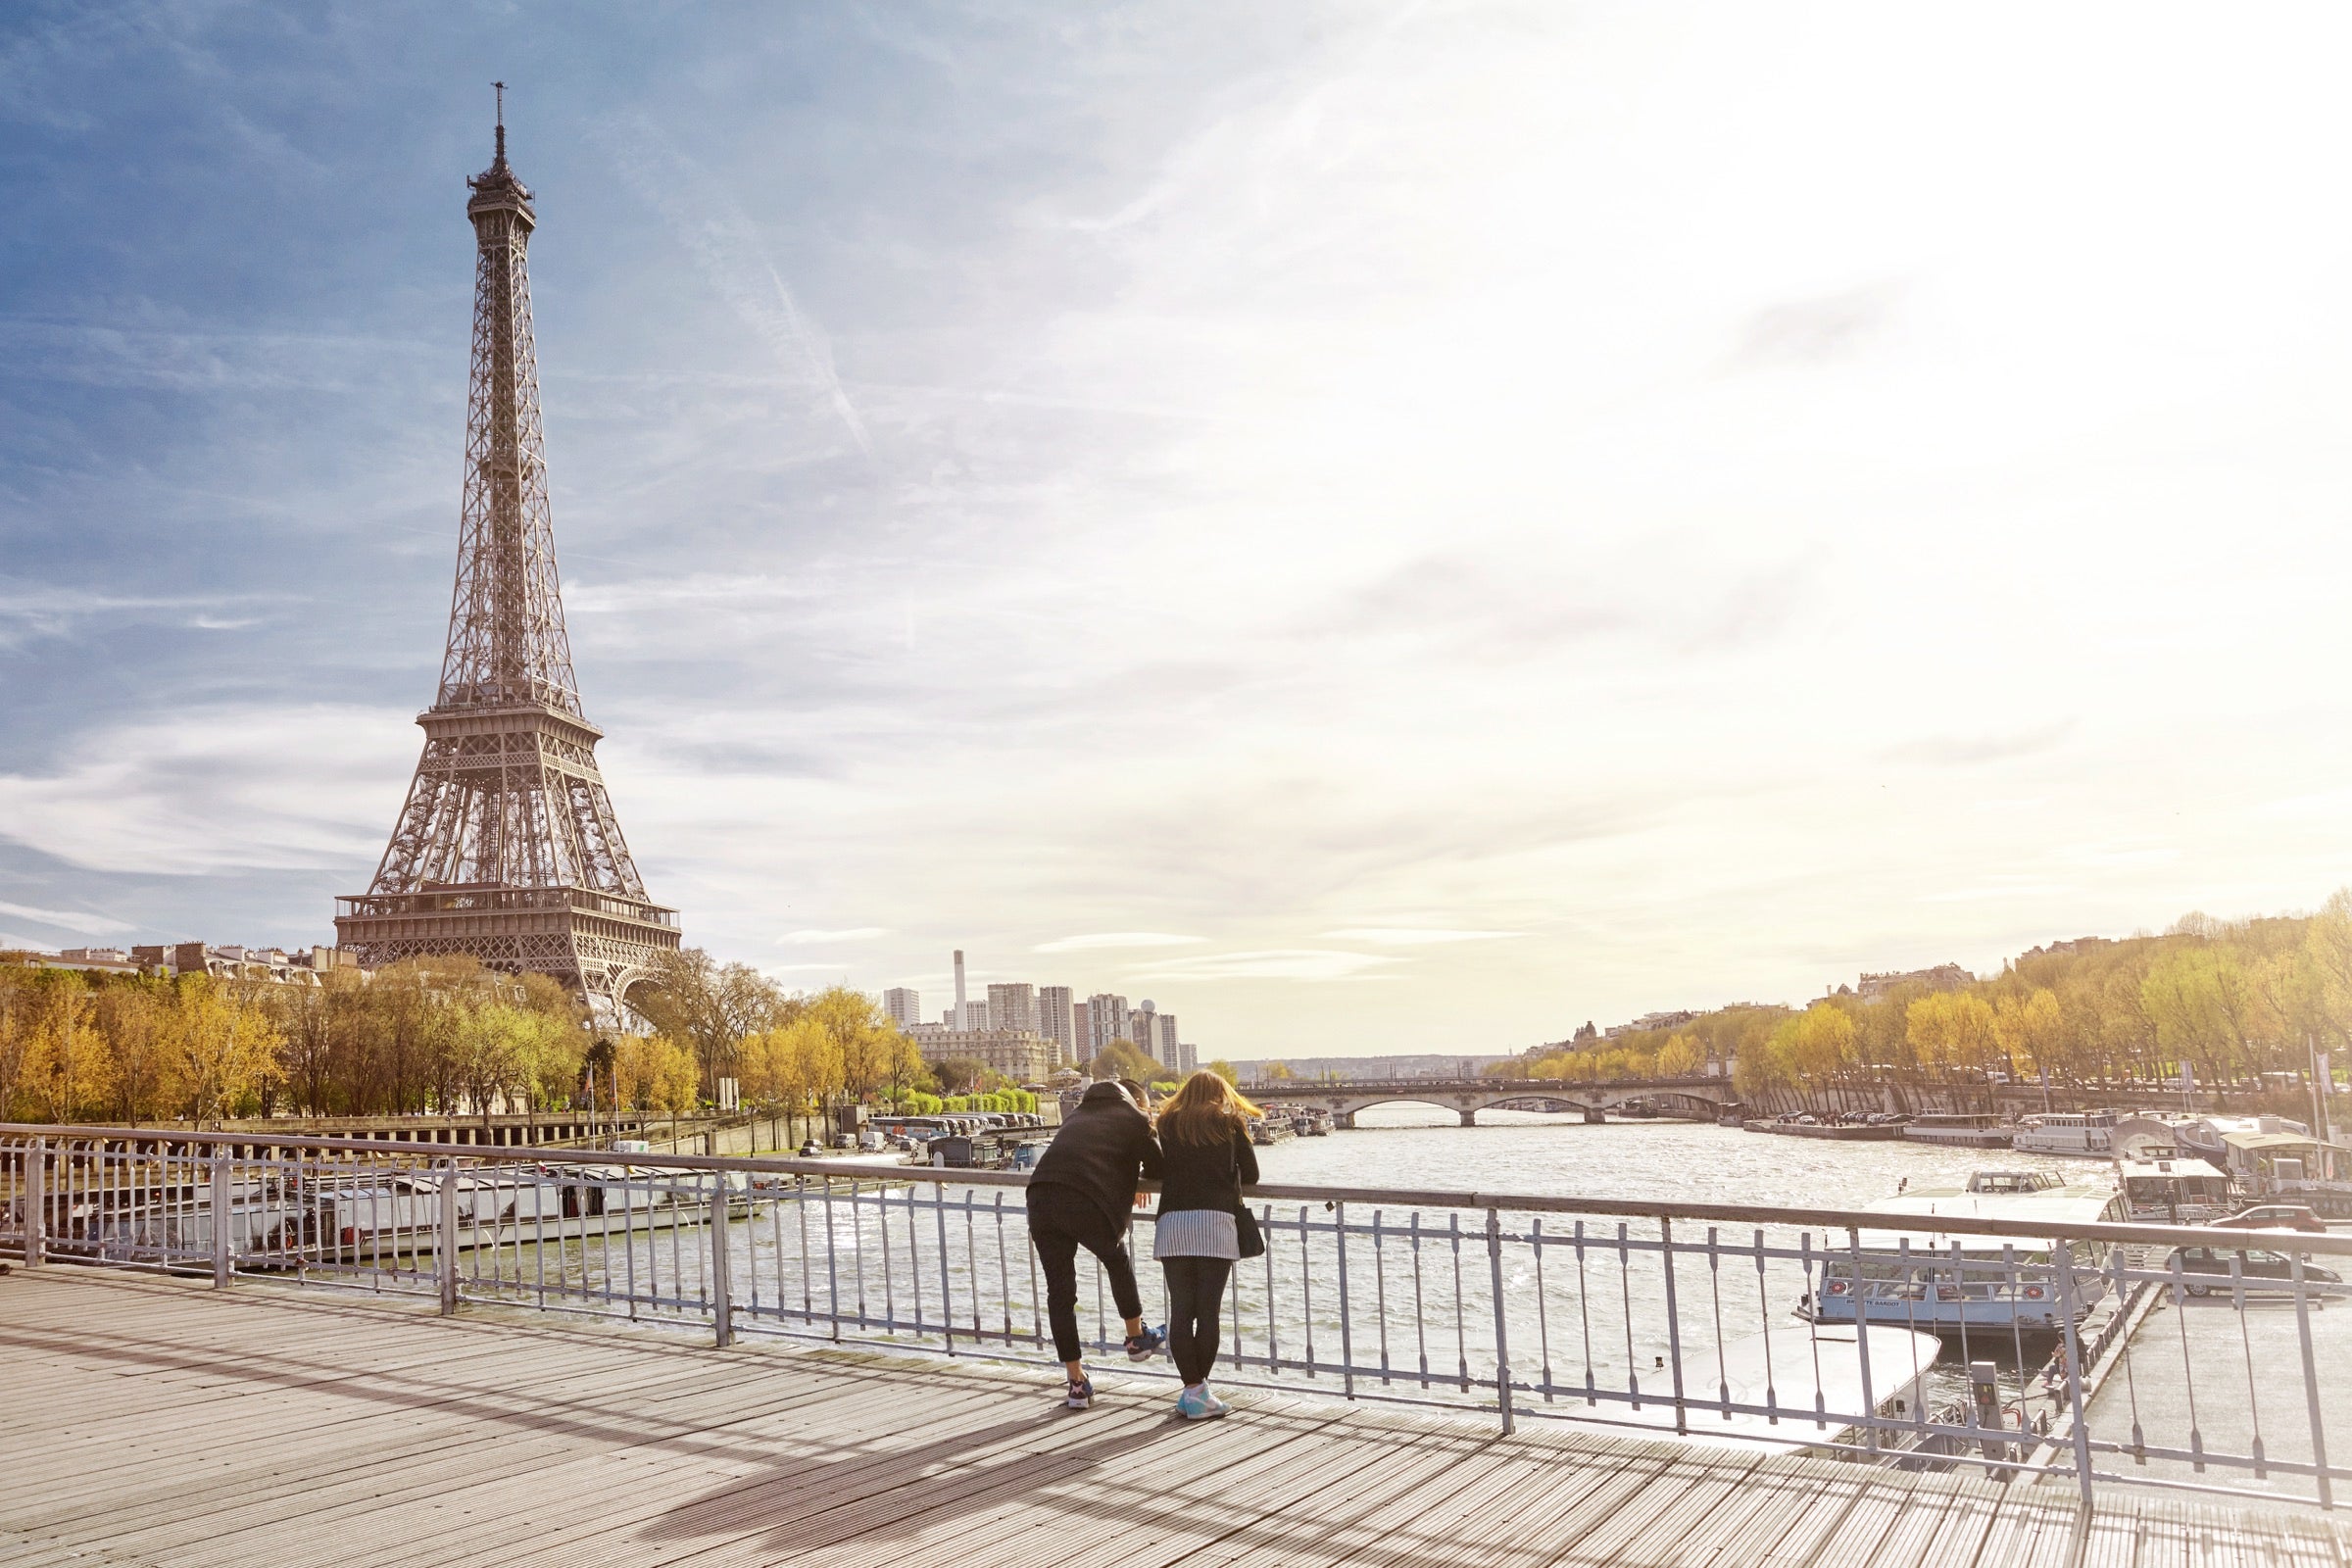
[1906,992,1998,1073]
[28,975,102,1123]
[165,976,282,1126]
[1774,1004,1857,1088]
[94,982,172,1125]
[632,948,788,1090]
[612,1036,699,1114]
[1992,989,2067,1078]
[1087,1038,1164,1084]
[1204,1059,1237,1085]
[1259,1059,1296,1081]
[931,1055,991,1096]
[1655,1034,1704,1077]
[0,969,35,1120]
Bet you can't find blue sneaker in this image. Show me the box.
[1064,1375,1093,1410]
[1176,1385,1224,1420]
[1124,1325,1165,1361]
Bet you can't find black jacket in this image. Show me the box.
[1028,1083,1162,1234]
[1156,1123,1258,1215]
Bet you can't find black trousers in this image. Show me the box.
[1161,1256,1233,1385]
[1027,1185,1143,1364]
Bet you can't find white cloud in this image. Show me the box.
[0,900,132,937]
[1125,949,1401,984]
[0,705,413,874]
[1320,928,1522,946]
[1034,933,1205,954]
[776,927,888,945]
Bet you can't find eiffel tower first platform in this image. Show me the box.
[337,98,679,1013]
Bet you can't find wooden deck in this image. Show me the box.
[1,1269,2344,1568]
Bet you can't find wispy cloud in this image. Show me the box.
[1881,725,2073,768]
[596,113,872,456]
[777,927,888,944]
[1320,928,1521,946]
[1126,949,1401,983]
[0,899,131,937]
[1035,932,1204,954]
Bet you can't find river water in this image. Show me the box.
[1253,1103,2091,1205]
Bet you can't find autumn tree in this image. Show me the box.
[1655,1034,1705,1076]
[632,948,789,1090]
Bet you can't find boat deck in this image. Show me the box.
[2,1268,2346,1567]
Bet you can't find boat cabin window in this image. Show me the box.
[1965,1170,2059,1194]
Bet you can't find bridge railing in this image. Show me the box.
[3,1123,2345,1513]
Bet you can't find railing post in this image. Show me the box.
[2054,1241,2094,1507]
[24,1138,46,1267]
[437,1156,460,1316]
[1848,1228,1877,1457]
[1336,1200,1355,1401]
[710,1179,734,1348]
[1660,1216,1686,1436]
[210,1149,232,1288]
[1487,1207,1513,1435]
[2290,1250,2332,1510]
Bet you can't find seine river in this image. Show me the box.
[1250,1102,2091,1203]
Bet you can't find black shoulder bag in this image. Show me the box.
[1231,1133,1265,1257]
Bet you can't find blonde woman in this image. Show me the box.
[1152,1071,1263,1419]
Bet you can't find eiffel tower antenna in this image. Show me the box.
[337,106,680,1015]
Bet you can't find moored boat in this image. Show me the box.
[2115,1153,2236,1223]
[1902,1113,2012,1150]
[1798,1169,2128,1335]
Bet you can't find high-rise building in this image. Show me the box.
[1085,993,1130,1055]
[1152,1013,1182,1067]
[1036,986,1075,1062]
[333,105,678,1015]
[987,982,1037,1035]
[883,988,921,1029]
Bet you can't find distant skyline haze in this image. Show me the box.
[1,5,2348,1057]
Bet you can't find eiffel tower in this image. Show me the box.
[336,94,680,1013]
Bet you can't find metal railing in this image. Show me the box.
[3,1124,2345,1512]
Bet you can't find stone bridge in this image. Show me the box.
[1246,1075,1740,1128]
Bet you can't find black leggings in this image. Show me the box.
[1161,1256,1233,1385]
[1027,1186,1144,1365]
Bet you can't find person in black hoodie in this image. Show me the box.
[1151,1070,1260,1419]
[1026,1080,1165,1408]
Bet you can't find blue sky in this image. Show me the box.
[5,3,2351,1058]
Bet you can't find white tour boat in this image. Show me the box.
[2010,1109,2121,1156]
[1800,1169,2128,1334]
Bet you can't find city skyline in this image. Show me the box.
[3,8,2350,1058]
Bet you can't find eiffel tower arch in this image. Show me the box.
[337,100,680,1017]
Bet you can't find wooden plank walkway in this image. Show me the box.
[0,1269,2343,1568]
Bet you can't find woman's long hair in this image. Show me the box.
[1156,1070,1262,1146]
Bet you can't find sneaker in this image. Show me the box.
[1124,1325,1165,1361]
[1064,1376,1094,1410]
[1176,1385,1224,1421]
[1200,1386,1231,1417]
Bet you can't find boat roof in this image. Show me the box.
[2222,1131,2329,1152]
[2116,1156,2229,1178]
[1853,1179,2119,1249]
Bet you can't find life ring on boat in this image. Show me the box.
[2022,1285,2045,1299]
[1826,1280,1849,1296]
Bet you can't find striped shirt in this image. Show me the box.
[1152,1207,1240,1260]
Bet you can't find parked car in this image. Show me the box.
[2167,1245,2343,1297]
[2213,1204,2328,1234]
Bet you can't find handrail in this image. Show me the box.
[7,1122,2349,1256]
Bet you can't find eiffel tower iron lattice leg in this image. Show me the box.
[336,104,678,1016]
